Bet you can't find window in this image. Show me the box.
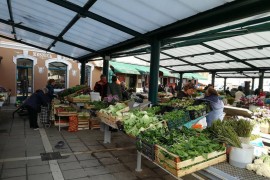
[48,62,67,90]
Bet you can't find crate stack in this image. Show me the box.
[77,112,90,130]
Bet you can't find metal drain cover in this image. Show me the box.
[40,152,62,161]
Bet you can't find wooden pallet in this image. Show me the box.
[90,117,101,130]
[155,145,226,177]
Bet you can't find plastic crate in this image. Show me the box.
[166,112,190,130]
[136,138,156,161]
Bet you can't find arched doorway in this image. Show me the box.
[48,62,67,92]
[16,58,33,100]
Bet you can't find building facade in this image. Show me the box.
[0,40,100,103]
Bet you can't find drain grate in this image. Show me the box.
[40,152,62,161]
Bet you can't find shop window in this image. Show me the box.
[48,62,67,90]
[85,65,92,86]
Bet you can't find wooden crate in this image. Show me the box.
[67,96,90,103]
[96,112,118,129]
[260,122,270,134]
[90,117,101,129]
[155,145,226,177]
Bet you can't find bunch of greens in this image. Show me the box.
[160,99,194,108]
[226,119,254,138]
[145,106,161,115]
[58,85,87,97]
[89,101,108,110]
[163,110,187,121]
[208,120,242,148]
[99,103,127,116]
[123,111,161,136]
[186,104,206,111]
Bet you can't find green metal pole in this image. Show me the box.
[211,72,216,87]
[179,73,183,91]
[103,57,109,80]
[259,70,265,90]
[80,61,86,85]
[148,39,160,105]
[223,78,227,92]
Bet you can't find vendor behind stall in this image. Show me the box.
[235,86,245,102]
[107,76,122,101]
[202,87,224,127]
[177,83,194,99]
[94,74,108,100]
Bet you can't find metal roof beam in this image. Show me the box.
[47,0,97,51]
[133,56,175,72]
[78,0,270,60]
[0,18,95,53]
[161,52,208,71]
[200,43,259,70]
[7,0,16,40]
[47,0,145,39]
[171,68,270,73]
[0,34,77,60]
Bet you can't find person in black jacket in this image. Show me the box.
[46,79,56,103]
[23,90,49,130]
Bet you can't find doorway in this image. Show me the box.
[16,59,33,101]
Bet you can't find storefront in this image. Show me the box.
[0,42,100,103]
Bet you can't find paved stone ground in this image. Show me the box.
[0,105,205,180]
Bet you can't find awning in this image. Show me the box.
[110,61,143,75]
[183,73,208,80]
[160,68,180,78]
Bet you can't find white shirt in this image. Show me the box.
[235,91,245,101]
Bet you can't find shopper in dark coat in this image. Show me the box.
[108,76,123,101]
[46,79,56,102]
[23,89,49,129]
[94,74,108,100]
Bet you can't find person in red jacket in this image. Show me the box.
[258,89,266,98]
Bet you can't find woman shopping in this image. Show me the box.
[202,87,224,127]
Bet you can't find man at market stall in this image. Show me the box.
[202,87,224,127]
[235,86,245,102]
[94,74,108,100]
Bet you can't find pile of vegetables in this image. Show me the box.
[122,111,161,136]
[160,99,194,108]
[208,120,242,148]
[139,127,225,161]
[58,85,87,98]
[186,104,206,111]
[224,119,254,138]
[246,155,270,178]
[99,103,127,116]
[163,110,189,127]
[252,108,270,123]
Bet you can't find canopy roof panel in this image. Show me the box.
[1,0,270,76]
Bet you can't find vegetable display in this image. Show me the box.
[58,85,87,97]
[139,127,225,161]
[186,104,206,111]
[122,111,161,136]
[208,120,242,148]
[160,99,194,108]
[86,101,108,110]
[246,155,270,178]
[99,103,127,116]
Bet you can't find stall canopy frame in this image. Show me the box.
[1,0,270,78]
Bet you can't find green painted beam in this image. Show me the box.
[148,40,160,105]
[80,61,86,85]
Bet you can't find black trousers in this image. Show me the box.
[27,107,39,128]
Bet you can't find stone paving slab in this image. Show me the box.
[1,167,26,179]
[27,164,51,175]
[2,176,27,180]
[59,161,82,171]
[79,159,101,168]
[62,168,88,180]
[113,171,138,180]
[99,157,120,165]
[89,174,117,180]
[104,164,129,173]
[28,172,54,180]
[75,153,96,161]
[84,166,109,176]
[3,160,26,169]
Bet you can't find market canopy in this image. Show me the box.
[1,0,270,77]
